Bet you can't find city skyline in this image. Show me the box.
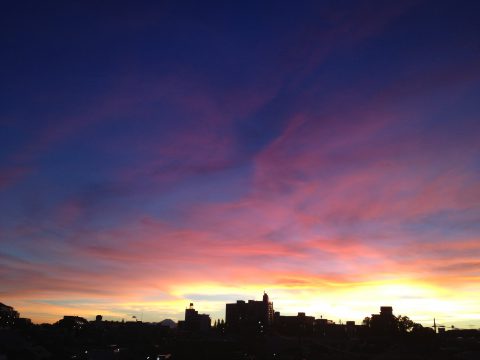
[5,293,474,359]
[0,286,475,329]
[1,1,479,328]
[0,292,452,332]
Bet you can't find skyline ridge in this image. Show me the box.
[2,289,476,330]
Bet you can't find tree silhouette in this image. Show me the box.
[362,317,371,327]
[396,315,426,333]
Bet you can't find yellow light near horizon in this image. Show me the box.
[12,275,479,326]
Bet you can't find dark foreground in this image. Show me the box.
[1,322,479,360]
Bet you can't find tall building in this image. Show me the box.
[225,292,274,332]
[263,292,274,325]
[178,303,211,332]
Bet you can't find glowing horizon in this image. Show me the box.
[1,1,479,328]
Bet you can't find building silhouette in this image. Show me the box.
[0,302,19,328]
[274,311,315,336]
[225,292,274,333]
[370,306,397,335]
[178,303,211,332]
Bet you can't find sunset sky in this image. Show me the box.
[1,1,479,328]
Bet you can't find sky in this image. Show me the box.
[1,0,479,328]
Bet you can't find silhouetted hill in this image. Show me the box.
[159,318,177,329]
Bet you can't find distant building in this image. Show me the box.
[225,292,274,333]
[314,318,343,337]
[274,311,315,335]
[178,303,211,332]
[370,306,397,335]
[381,306,393,316]
[345,320,356,336]
[0,302,20,328]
